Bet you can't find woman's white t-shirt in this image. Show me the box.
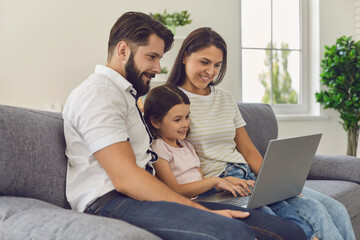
[180,86,247,177]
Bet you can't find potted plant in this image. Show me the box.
[315,36,360,156]
[160,66,168,74]
[150,10,192,34]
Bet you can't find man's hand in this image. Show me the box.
[211,209,250,219]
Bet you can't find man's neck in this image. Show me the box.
[106,61,126,80]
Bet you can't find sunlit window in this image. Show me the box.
[241,0,306,113]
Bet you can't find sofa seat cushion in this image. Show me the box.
[0,196,160,240]
[305,180,360,218]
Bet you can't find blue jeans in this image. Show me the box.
[87,192,306,240]
[220,163,316,240]
[286,187,356,240]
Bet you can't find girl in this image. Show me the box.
[166,27,355,240]
[144,84,314,240]
[144,84,255,199]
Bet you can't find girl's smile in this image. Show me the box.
[154,103,190,148]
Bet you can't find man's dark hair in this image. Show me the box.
[108,11,174,60]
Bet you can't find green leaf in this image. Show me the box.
[316,35,360,143]
[150,10,192,27]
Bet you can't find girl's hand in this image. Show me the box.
[223,176,255,195]
[214,178,249,197]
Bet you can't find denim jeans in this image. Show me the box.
[87,192,307,240]
[286,187,356,240]
[221,163,356,240]
[220,163,316,240]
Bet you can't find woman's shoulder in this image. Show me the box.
[212,87,237,104]
[213,86,233,97]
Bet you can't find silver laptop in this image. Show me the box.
[195,134,322,209]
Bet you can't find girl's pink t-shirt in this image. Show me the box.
[151,138,203,184]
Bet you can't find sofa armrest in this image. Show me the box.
[307,154,360,184]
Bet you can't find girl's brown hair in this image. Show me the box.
[144,84,190,139]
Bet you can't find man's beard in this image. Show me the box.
[125,53,151,98]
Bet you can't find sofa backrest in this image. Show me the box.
[237,103,278,157]
[0,103,277,209]
[0,105,71,209]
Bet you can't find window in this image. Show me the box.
[240,0,307,114]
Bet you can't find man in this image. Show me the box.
[63,11,306,240]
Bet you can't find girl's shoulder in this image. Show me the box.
[151,138,173,162]
[181,139,195,148]
[151,138,167,150]
[181,140,197,153]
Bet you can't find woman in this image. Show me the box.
[166,27,355,240]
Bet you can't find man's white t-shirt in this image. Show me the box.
[63,65,155,212]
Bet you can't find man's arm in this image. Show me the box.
[94,141,249,219]
[94,141,196,204]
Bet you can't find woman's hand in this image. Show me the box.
[223,176,255,195]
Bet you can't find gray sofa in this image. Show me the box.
[1,103,359,239]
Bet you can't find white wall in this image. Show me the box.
[356,0,360,40]
[0,0,240,110]
[0,0,356,155]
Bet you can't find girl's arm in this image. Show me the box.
[154,158,245,198]
[94,142,250,220]
[235,126,263,175]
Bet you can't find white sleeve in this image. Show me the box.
[69,86,130,154]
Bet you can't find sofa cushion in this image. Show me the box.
[0,105,70,208]
[305,180,360,219]
[0,196,160,240]
[237,103,278,156]
[308,155,360,184]
[351,214,360,240]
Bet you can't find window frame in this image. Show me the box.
[239,0,309,114]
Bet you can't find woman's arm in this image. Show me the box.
[154,158,244,198]
[235,127,263,175]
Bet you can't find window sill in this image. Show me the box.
[276,114,329,121]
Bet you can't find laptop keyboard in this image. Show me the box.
[220,195,250,207]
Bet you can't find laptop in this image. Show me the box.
[195,134,322,209]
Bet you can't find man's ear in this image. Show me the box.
[116,41,131,61]
[150,117,161,129]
